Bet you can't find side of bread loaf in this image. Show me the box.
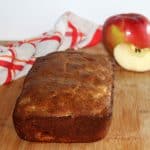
[13,52,114,142]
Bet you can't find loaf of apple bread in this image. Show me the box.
[13,51,114,142]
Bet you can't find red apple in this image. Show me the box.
[103,13,150,54]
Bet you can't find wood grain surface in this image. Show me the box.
[0,44,150,150]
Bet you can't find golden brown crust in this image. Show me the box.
[13,51,114,142]
[14,115,112,143]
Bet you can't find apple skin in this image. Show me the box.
[103,13,150,54]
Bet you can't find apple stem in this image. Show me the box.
[135,48,141,53]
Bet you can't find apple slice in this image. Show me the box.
[114,43,150,72]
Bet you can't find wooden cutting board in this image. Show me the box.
[0,44,150,150]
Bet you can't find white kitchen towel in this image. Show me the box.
[0,12,102,85]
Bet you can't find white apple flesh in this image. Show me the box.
[114,43,150,72]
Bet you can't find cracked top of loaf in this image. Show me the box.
[14,52,113,118]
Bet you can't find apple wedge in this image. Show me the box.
[114,43,150,72]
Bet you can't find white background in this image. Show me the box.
[0,0,149,40]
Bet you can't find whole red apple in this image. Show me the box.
[103,13,150,54]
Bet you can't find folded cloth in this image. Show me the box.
[0,12,102,85]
